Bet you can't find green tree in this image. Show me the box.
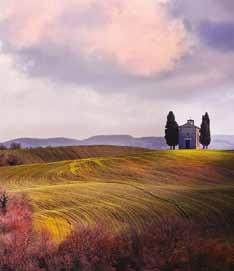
[200,112,211,149]
[165,111,179,150]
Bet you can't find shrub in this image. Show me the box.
[0,195,233,271]
[49,218,234,271]
[0,194,54,271]
[0,145,7,150]
[6,155,22,166]
[0,154,22,167]
[10,143,21,150]
[0,191,8,212]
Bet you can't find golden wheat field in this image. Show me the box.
[0,146,233,242]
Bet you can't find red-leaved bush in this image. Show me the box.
[0,193,233,271]
[52,220,234,271]
[0,194,54,271]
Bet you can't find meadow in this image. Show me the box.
[0,146,233,242]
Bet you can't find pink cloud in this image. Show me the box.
[0,0,190,77]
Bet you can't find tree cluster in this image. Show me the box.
[0,143,21,150]
[165,111,211,149]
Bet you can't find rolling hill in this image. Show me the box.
[0,145,147,165]
[3,134,234,149]
[0,147,233,242]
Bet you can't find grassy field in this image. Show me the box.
[0,145,147,164]
[0,147,233,242]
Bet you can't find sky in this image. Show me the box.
[0,0,233,140]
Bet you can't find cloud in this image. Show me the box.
[0,52,185,140]
[0,0,190,85]
[199,21,234,52]
[0,51,232,140]
[172,0,234,23]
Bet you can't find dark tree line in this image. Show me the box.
[165,111,211,149]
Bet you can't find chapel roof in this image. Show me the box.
[179,119,200,129]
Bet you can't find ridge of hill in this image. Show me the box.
[0,145,147,165]
[2,134,234,149]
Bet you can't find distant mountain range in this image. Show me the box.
[2,135,234,150]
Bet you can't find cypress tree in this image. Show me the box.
[165,111,179,150]
[200,115,206,149]
[200,112,211,149]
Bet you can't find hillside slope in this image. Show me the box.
[0,145,147,165]
[0,149,233,241]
